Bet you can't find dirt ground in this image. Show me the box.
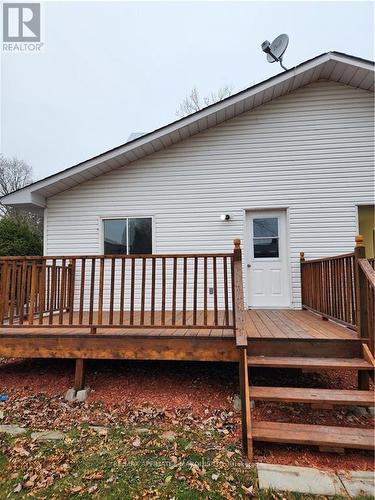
[0,357,373,472]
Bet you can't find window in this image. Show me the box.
[253,217,279,258]
[103,218,152,255]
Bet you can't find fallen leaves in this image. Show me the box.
[132,436,141,447]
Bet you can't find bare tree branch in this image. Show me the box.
[0,155,43,234]
[0,155,32,215]
[176,85,234,118]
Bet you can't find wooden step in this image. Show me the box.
[250,386,375,406]
[247,356,372,370]
[252,421,374,450]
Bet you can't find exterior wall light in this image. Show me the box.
[220,214,230,221]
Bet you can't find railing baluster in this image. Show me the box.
[109,258,116,325]
[204,257,208,326]
[130,257,135,325]
[223,256,229,326]
[48,260,56,324]
[39,260,46,324]
[172,257,177,325]
[59,259,67,324]
[18,261,27,325]
[89,258,96,325]
[213,256,218,326]
[151,257,156,325]
[28,261,38,325]
[193,257,198,326]
[161,257,166,325]
[8,261,16,325]
[78,258,86,325]
[182,257,187,325]
[68,259,76,325]
[98,257,105,325]
[140,257,146,325]
[119,258,126,324]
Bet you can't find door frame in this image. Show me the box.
[243,207,292,309]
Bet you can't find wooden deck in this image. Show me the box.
[0,308,360,363]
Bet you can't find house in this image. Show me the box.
[2,52,374,308]
[1,51,374,458]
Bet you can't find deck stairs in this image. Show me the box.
[244,340,375,454]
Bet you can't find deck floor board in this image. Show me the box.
[1,309,356,340]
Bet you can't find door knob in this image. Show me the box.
[247,264,251,268]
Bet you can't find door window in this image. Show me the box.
[253,217,279,258]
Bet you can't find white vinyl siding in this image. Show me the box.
[45,80,374,308]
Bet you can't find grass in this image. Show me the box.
[0,424,369,499]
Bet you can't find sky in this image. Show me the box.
[1,0,374,181]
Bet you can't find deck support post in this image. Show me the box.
[74,359,86,391]
[239,347,253,460]
[358,371,370,391]
[354,236,370,390]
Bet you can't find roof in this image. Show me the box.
[2,51,374,209]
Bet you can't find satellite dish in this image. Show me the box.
[261,34,289,71]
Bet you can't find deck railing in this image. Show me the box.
[301,235,375,353]
[300,251,356,328]
[0,260,70,324]
[0,241,247,340]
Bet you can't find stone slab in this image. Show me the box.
[257,463,346,496]
[0,424,27,436]
[31,430,65,441]
[338,471,375,497]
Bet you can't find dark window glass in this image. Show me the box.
[253,218,278,238]
[253,237,279,258]
[128,218,152,254]
[104,219,127,255]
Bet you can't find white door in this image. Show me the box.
[246,210,290,308]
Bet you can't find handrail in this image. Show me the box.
[299,252,354,264]
[0,252,234,261]
[358,258,375,288]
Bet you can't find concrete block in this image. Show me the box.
[76,388,90,402]
[338,471,375,497]
[31,430,65,441]
[64,388,76,402]
[257,463,346,496]
[233,395,241,413]
[0,424,27,436]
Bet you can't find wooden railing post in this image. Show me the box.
[354,235,368,340]
[233,239,252,459]
[299,251,305,308]
[233,239,247,346]
[354,235,370,390]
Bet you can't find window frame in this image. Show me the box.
[99,215,154,255]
